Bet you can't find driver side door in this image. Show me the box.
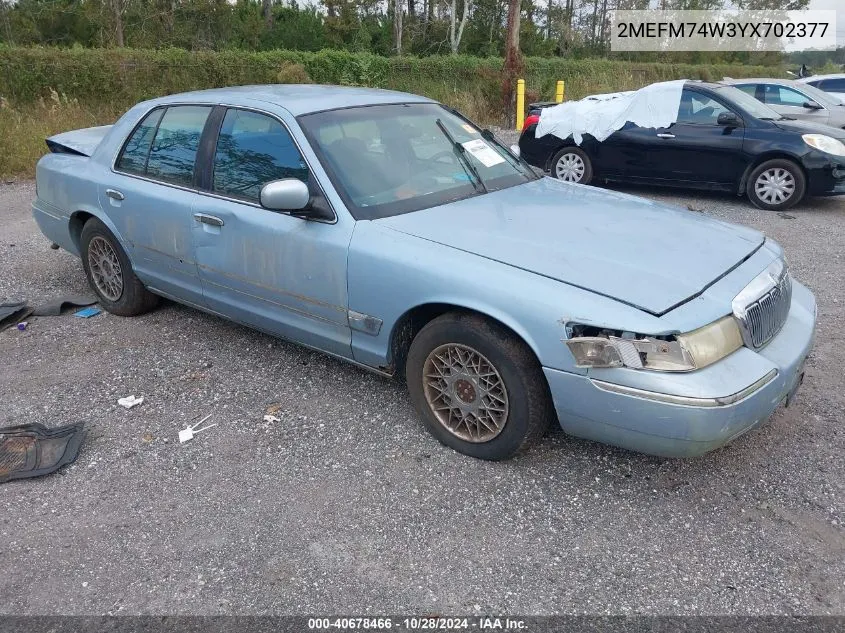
[191,106,354,357]
[645,88,746,187]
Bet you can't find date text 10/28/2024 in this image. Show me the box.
[308,617,528,630]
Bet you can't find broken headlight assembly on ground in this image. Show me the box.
[565,315,744,372]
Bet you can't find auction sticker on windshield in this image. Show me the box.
[462,139,505,167]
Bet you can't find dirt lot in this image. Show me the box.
[1,180,844,615]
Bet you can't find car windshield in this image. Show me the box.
[298,103,536,220]
[715,85,784,120]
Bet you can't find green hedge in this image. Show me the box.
[0,46,783,116]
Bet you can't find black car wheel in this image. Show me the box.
[551,147,593,184]
[80,217,159,316]
[747,159,806,211]
[405,312,552,460]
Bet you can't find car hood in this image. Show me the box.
[770,118,845,140]
[377,178,765,315]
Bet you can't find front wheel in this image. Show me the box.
[747,159,806,210]
[551,146,593,184]
[405,312,552,460]
[80,218,159,316]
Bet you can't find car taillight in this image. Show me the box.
[523,113,540,128]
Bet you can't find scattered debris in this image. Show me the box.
[178,414,217,444]
[778,212,796,220]
[686,204,704,212]
[33,294,97,316]
[74,307,101,318]
[0,422,85,483]
[118,395,144,409]
[16,321,28,331]
[0,301,33,332]
[265,403,282,416]
[263,414,280,424]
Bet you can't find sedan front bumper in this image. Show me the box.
[544,280,816,457]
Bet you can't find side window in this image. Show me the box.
[116,108,164,175]
[676,90,730,125]
[145,105,212,187]
[822,78,845,92]
[735,84,758,99]
[212,109,309,203]
[765,85,812,106]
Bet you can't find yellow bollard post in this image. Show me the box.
[516,79,525,131]
[555,80,565,103]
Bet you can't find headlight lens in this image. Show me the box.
[565,316,743,372]
[802,134,845,157]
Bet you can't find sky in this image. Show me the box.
[805,0,844,46]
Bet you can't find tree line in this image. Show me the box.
[0,0,809,61]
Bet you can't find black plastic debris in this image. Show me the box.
[32,294,97,316]
[0,301,33,332]
[0,423,85,483]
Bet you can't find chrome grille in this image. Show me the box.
[734,264,792,350]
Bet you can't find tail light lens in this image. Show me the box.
[523,113,540,128]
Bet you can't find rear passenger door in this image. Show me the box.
[102,104,212,305]
[191,107,354,357]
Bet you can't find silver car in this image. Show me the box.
[721,77,845,129]
[797,73,845,104]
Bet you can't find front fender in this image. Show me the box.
[347,221,663,373]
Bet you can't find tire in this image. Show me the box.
[80,217,159,316]
[747,159,806,211]
[551,146,593,184]
[405,312,552,460]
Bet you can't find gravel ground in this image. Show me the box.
[1,176,844,616]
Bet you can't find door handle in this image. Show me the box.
[193,213,224,227]
[656,133,675,139]
[105,188,125,201]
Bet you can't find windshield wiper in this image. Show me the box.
[480,128,540,180]
[435,119,487,193]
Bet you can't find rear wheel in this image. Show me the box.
[405,312,552,460]
[80,218,159,316]
[747,159,806,210]
[551,146,593,184]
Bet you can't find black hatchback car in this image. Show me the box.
[518,81,845,210]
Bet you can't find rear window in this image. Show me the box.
[116,105,212,187]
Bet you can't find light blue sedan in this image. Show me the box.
[33,85,816,460]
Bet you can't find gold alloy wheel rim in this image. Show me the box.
[87,236,124,302]
[422,343,509,443]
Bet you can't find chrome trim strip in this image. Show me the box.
[591,369,778,408]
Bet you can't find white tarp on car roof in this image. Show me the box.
[535,79,687,145]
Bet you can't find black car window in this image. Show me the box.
[676,90,730,125]
[116,108,164,175]
[212,109,309,203]
[821,78,845,91]
[145,105,212,187]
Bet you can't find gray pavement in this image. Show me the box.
[1,179,843,615]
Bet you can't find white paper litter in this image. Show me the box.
[117,395,144,409]
[263,414,280,424]
[535,79,687,145]
[462,139,505,167]
[178,414,217,444]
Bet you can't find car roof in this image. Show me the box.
[151,84,435,115]
[796,73,845,82]
[721,77,796,85]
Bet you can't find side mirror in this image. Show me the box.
[803,101,823,110]
[259,178,310,212]
[717,112,741,127]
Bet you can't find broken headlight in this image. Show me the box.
[565,316,743,372]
